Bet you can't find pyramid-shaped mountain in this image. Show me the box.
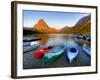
[33,19,58,33]
[34,19,48,29]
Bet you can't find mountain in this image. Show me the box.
[75,15,91,27]
[33,19,58,33]
[61,15,91,35]
[75,15,91,34]
[31,15,91,34]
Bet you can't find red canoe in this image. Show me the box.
[33,46,56,58]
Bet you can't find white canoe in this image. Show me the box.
[83,44,91,56]
[23,41,40,53]
[67,47,79,64]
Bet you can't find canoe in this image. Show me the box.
[73,35,84,43]
[84,36,91,41]
[23,41,39,53]
[83,44,91,56]
[23,42,30,47]
[67,47,79,64]
[33,46,56,58]
[43,44,65,63]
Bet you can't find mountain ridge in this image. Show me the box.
[30,15,91,34]
[60,15,91,34]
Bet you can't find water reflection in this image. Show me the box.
[39,34,78,48]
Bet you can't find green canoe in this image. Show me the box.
[43,44,65,63]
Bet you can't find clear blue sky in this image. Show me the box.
[23,10,90,29]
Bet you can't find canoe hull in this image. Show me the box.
[67,47,79,64]
[44,50,65,63]
[83,44,91,56]
[43,44,65,63]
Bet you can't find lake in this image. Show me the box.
[23,34,91,69]
[39,34,78,48]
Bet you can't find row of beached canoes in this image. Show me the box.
[32,43,91,64]
[73,35,91,42]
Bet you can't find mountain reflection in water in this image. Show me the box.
[39,34,78,48]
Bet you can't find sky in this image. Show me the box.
[23,10,90,30]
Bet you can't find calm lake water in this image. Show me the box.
[23,34,91,69]
[39,34,78,48]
